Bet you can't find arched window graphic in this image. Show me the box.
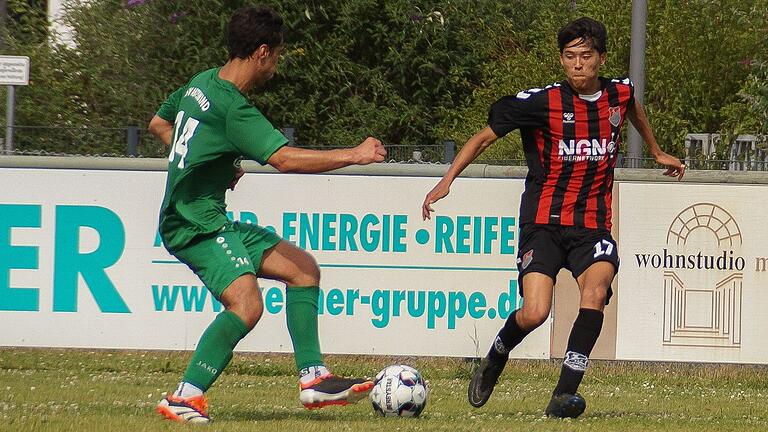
[662,203,742,348]
[666,203,742,247]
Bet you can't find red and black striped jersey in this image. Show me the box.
[488,77,634,230]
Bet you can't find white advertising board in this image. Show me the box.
[616,182,768,364]
[0,168,549,359]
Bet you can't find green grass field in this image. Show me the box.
[1,348,766,431]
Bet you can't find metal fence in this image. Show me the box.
[1,125,461,163]
[1,125,166,158]
[2,125,767,170]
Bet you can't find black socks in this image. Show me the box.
[553,308,604,395]
[488,310,532,362]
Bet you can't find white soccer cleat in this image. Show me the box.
[156,394,211,424]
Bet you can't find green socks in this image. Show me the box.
[285,286,324,370]
[182,310,249,391]
[181,287,323,390]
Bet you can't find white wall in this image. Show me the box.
[616,182,768,363]
[0,168,549,358]
[2,162,767,364]
[47,0,82,46]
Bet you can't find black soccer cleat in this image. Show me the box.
[545,392,586,418]
[299,374,373,409]
[467,356,506,408]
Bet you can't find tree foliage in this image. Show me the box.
[439,0,767,161]
[5,0,48,45]
[3,0,767,159]
[7,0,508,153]
[644,0,766,158]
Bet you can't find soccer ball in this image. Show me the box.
[369,364,428,417]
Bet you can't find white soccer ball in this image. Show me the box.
[369,364,428,417]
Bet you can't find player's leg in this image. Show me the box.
[468,225,564,408]
[157,228,263,424]
[259,240,373,409]
[260,240,322,371]
[468,273,554,408]
[546,230,618,418]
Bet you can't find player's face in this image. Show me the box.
[263,45,282,80]
[252,44,282,87]
[264,46,283,82]
[560,38,606,94]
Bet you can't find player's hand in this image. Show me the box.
[422,180,450,221]
[654,151,685,181]
[229,166,245,190]
[353,137,387,165]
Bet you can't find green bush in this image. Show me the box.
[6,0,508,154]
[437,0,766,160]
[3,0,766,160]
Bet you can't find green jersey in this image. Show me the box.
[157,68,288,251]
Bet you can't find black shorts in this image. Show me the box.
[516,224,619,303]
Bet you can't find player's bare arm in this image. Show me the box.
[267,136,386,174]
[421,127,498,220]
[148,115,174,146]
[626,99,685,180]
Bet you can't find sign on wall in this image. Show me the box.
[616,182,768,364]
[0,56,30,86]
[0,169,549,359]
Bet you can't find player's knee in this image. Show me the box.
[306,260,321,285]
[581,285,608,308]
[223,282,264,329]
[518,305,549,330]
[236,294,264,329]
[291,257,321,287]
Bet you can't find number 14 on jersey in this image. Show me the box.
[168,111,199,169]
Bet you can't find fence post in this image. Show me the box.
[126,126,139,157]
[4,85,15,154]
[443,140,455,163]
[284,126,295,146]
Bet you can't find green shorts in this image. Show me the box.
[172,222,283,300]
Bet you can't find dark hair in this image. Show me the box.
[557,17,607,54]
[228,5,284,60]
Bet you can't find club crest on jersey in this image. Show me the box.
[608,106,621,127]
[562,112,575,124]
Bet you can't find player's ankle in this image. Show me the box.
[173,382,204,398]
[299,365,331,386]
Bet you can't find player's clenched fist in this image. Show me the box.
[354,137,387,165]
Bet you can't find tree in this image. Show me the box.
[436,0,767,162]
[7,0,511,156]
[4,0,766,161]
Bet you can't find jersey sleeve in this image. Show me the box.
[226,102,288,165]
[621,77,636,104]
[156,86,187,121]
[611,77,636,106]
[487,93,542,138]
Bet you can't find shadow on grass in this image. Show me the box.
[220,406,374,422]
[578,409,636,420]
